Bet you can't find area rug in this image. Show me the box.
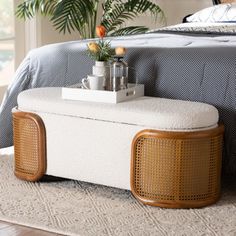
[0,151,236,236]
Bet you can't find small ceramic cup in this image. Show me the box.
[82,75,104,90]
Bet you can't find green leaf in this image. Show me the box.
[109,26,149,36]
[16,0,56,19]
[51,0,94,36]
[101,0,164,36]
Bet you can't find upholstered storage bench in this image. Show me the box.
[13,88,224,208]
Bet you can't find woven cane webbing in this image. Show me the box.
[13,111,46,181]
[131,125,224,208]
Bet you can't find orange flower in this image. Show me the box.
[115,47,126,56]
[96,25,106,38]
[88,42,99,53]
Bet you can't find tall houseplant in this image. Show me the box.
[16,0,163,39]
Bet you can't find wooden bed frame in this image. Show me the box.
[213,0,236,4]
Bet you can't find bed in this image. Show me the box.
[1,0,236,176]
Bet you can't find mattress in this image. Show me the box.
[1,22,236,175]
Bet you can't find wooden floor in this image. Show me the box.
[0,221,63,236]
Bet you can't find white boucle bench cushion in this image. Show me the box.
[17,87,219,131]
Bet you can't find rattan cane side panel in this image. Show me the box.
[134,138,178,201]
[13,111,46,181]
[131,126,224,208]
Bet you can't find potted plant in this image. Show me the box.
[87,25,113,81]
[87,25,114,62]
[16,0,164,39]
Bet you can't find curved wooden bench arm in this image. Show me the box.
[131,124,224,208]
[13,109,46,181]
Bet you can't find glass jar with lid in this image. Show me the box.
[110,56,128,91]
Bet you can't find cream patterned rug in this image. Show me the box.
[0,150,236,236]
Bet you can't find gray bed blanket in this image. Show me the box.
[1,31,236,175]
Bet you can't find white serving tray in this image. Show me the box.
[62,83,144,103]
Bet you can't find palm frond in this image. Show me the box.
[109,26,149,36]
[16,0,56,19]
[101,0,164,36]
[16,0,164,38]
[124,0,164,23]
[126,0,161,13]
[16,0,95,37]
[51,0,94,36]
[43,1,58,15]
[102,12,136,32]
[102,0,113,14]
[101,2,136,32]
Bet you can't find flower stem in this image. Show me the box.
[92,0,99,38]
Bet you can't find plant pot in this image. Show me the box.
[93,61,111,90]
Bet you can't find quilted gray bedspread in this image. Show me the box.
[1,31,236,175]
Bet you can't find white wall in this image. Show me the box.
[159,0,212,26]
[15,16,79,68]
[127,0,212,29]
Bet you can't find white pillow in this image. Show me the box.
[187,3,236,23]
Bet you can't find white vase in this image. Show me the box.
[92,61,106,76]
[93,61,111,90]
